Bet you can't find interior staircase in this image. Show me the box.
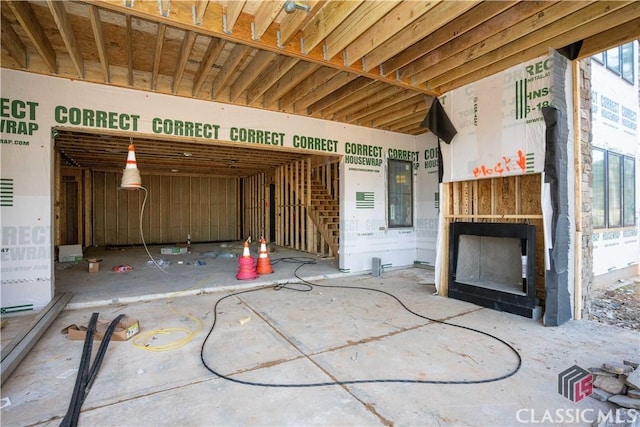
[307,178,339,257]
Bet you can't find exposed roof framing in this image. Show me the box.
[2,1,639,136]
[2,1,639,177]
[53,129,318,177]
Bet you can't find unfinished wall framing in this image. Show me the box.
[241,172,266,242]
[272,157,340,257]
[439,173,545,304]
[89,171,239,246]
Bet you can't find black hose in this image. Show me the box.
[200,257,522,387]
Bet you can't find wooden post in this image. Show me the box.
[439,182,451,297]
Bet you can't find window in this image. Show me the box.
[621,42,634,83]
[593,42,636,85]
[592,148,636,228]
[592,51,604,64]
[607,153,622,227]
[605,46,621,74]
[388,159,413,228]
[623,156,636,226]
[592,149,606,228]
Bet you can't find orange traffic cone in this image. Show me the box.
[236,239,257,280]
[120,143,142,190]
[256,237,273,275]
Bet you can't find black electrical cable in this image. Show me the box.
[60,313,127,427]
[61,313,98,427]
[200,257,522,387]
[84,314,126,400]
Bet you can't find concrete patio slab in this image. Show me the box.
[1,268,639,427]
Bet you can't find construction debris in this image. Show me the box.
[590,360,640,411]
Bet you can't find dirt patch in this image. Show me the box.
[590,279,640,332]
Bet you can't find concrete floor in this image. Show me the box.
[1,243,639,426]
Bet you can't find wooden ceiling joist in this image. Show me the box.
[6,0,57,73]
[2,0,637,148]
[382,1,519,77]
[151,22,166,90]
[293,72,358,115]
[322,0,397,62]
[1,14,27,68]
[88,5,109,82]
[192,36,224,97]
[47,0,84,78]
[210,43,251,100]
[173,30,196,93]
[363,0,480,73]
[229,49,277,103]
[251,0,284,41]
[433,0,638,92]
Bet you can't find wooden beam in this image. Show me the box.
[0,15,27,68]
[230,50,277,102]
[126,14,133,86]
[251,0,284,41]
[173,30,197,93]
[279,66,341,108]
[434,1,638,93]
[362,94,424,126]
[223,0,245,33]
[192,37,224,96]
[320,81,388,118]
[263,61,320,107]
[439,183,451,297]
[362,0,479,72]
[333,84,404,121]
[307,76,375,115]
[578,17,640,58]
[6,0,56,73]
[193,0,209,25]
[344,1,439,67]
[349,91,420,124]
[88,5,109,83]
[246,56,298,105]
[323,0,398,61]
[91,0,437,96]
[300,0,361,54]
[47,0,84,78]
[278,0,324,47]
[293,72,358,114]
[444,214,544,219]
[383,0,521,77]
[383,109,427,131]
[412,0,583,85]
[151,23,166,90]
[211,43,251,99]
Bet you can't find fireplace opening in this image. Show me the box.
[449,222,540,319]
[456,235,526,295]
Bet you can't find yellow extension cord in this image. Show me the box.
[132,187,205,352]
[131,286,205,352]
